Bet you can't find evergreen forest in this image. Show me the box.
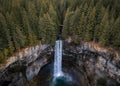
[0,0,120,63]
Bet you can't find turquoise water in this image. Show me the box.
[50,77,68,86]
[38,63,86,86]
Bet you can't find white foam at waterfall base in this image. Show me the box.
[54,40,63,78]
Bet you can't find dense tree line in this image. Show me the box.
[0,0,120,63]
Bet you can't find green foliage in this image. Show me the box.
[99,10,110,46]
[112,17,120,47]
[0,0,120,63]
[0,51,6,63]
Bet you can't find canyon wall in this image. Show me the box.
[0,44,49,77]
[78,43,120,84]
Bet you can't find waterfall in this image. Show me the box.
[54,40,63,77]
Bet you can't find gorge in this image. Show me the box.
[0,40,120,86]
[0,0,120,86]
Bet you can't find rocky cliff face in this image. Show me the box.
[0,44,52,86]
[63,40,120,85]
[81,43,120,84]
[0,42,119,86]
[73,43,120,85]
[0,44,48,71]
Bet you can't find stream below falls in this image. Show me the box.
[35,60,87,86]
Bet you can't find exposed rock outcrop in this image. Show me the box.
[0,44,48,71]
[0,41,119,86]
[0,44,52,86]
[63,40,120,85]
[80,43,120,83]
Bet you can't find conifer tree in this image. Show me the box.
[85,7,96,41]
[112,17,120,47]
[94,6,105,42]
[99,9,110,46]
[63,9,74,38]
